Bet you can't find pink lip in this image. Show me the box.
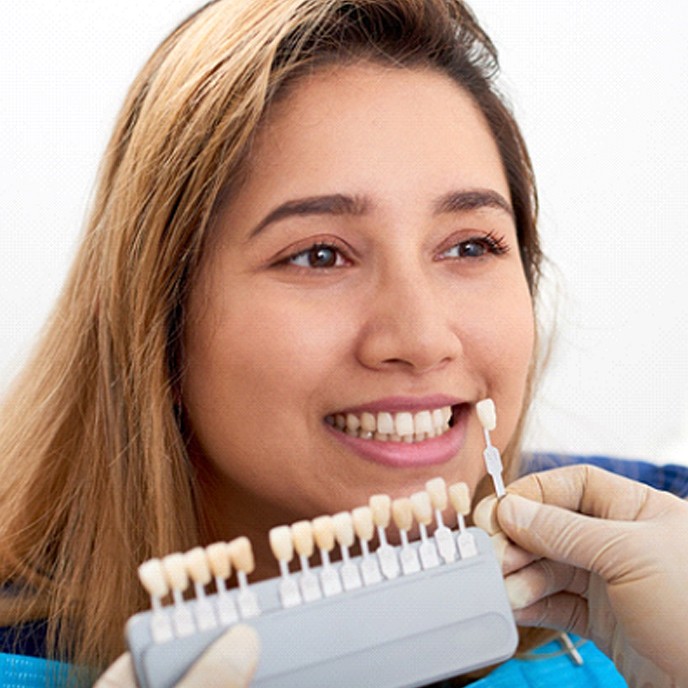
[325,402,470,469]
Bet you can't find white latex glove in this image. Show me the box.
[94,624,259,688]
[473,464,688,688]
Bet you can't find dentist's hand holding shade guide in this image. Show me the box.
[120,399,518,688]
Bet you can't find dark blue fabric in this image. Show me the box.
[0,620,48,658]
[523,453,688,498]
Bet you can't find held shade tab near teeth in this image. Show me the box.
[476,398,506,498]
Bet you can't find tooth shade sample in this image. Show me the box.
[269,526,294,562]
[377,412,394,434]
[138,559,169,598]
[425,477,449,510]
[394,412,414,436]
[162,553,189,592]
[184,547,212,586]
[351,506,375,541]
[449,482,471,516]
[476,398,497,431]
[205,542,231,580]
[228,536,255,574]
[369,494,392,528]
[410,491,433,526]
[291,521,315,558]
[332,511,355,548]
[312,515,336,552]
[392,498,414,532]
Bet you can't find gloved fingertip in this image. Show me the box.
[498,493,539,531]
[473,495,501,534]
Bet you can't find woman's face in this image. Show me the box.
[182,62,534,549]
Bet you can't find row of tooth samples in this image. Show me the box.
[269,478,476,609]
[138,536,261,643]
[326,406,452,441]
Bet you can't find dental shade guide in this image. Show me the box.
[127,480,518,688]
[476,398,506,498]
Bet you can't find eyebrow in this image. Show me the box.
[249,188,514,237]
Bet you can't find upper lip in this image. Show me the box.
[329,395,467,415]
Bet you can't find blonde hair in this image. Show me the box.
[0,0,543,676]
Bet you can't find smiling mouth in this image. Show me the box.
[325,405,459,444]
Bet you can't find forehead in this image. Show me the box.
[220,61,510,232]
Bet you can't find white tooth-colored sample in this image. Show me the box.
[206,542,231,580]
[351,506,374,541]
[228,536,255,574]
[476,398,497,431]
[432,408,446,431]
[377,412,394,434]
[312,515,336,552]
[227,536,260,617]
[333,511,362,590]
[184,547,212,586]
[425,477,448,510]
[395,412,414,437]
[269,525,294,562]
[332,511,355,548]
[291,520,315,558]
[442,406,452,424]
[414,410,433,435]
[369,494,392,527]
[162,553,189,592]
[392,497,414,532]
[410,492,440,570]
[346,413,361,432]
[361,412,376,433]
[410,491,433,526]
[138,559,169,598]
[449,482,472,516]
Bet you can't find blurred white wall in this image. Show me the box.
[2,1,687,464]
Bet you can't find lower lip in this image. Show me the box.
[324,405,469,469]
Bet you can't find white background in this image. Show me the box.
[1,1,687,464]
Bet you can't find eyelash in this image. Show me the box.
[280,232,509,271]
[437,232,510,261]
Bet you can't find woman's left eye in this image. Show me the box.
[286,243,348,269]
[439,233,509,260]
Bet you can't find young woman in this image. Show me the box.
[1,1,686,686]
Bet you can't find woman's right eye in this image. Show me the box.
[285,243,348,269]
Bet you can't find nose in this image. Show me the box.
[355,269,463,375]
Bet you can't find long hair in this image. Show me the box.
[0,0,543,675]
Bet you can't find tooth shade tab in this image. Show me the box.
[425,477,448,510]
[312,515,336,552]
[269,526,294,562]
[392,498,414,532]
[291,521,315,558]
[332,511,355,548]
[377,412,394,434]
[205,542,231,580]
[184,547,212,586]
[476,398,497,431]
[228,536,255,575]
[369,494,392,528]
[352,506,375,541]
[162,553,189,593]
[138,559,169,599]
[449,482,471,516]
[410,491,433,526]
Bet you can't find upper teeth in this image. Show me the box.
[326,407,452,442]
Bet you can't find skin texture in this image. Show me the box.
[182,62,535,571]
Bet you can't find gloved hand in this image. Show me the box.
[474,464,688,688]
[94,623,260,688]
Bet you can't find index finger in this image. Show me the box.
[506,464,659,521]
